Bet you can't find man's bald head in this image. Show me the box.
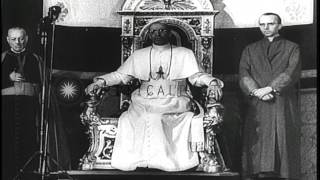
[7,27,28,53]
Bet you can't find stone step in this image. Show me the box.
[50,170,240,180]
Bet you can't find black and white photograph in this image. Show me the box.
[1,0,317,180]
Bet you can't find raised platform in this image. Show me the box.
[49,170,240,180]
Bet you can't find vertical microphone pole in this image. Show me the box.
[38,6,61,180]
[40,18,57,180]
[38,18,48,176]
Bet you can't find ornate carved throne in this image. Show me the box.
[79,0,227,173]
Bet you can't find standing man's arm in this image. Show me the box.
[268,45,301,94]
[239,47,260,96]
[1,51,12,89]
[252,45,301,99]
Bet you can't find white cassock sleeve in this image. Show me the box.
[188,72,224,87]
[94,72,134,86]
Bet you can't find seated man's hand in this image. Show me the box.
[85,79,106,95]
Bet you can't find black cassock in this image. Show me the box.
[1,50,42,179]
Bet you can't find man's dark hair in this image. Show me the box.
[261,12,282,24]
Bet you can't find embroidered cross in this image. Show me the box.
[156,66,165,79]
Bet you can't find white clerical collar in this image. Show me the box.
[11,48,26,54]
[152,43,171,51]
[267,34,280,42]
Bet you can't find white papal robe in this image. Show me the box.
[96,44,222,171]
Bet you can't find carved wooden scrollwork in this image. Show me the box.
[121,37,133,61]
[134,18,150,35]
[123,19,132,34]
[182,17,201,35]
[197,96,226,172]
[201,37,212,73]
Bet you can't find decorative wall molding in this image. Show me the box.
[52,69,317,80]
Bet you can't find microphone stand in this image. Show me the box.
[38,7,61,180]
[38,16,48,177]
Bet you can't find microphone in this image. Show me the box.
[37,17,51,36]
[48,6,62,21]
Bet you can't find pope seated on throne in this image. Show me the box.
[84,22,224,172]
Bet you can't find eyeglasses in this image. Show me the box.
[8,37,26,42]
[259,22,279,26]
[149,29,168,34]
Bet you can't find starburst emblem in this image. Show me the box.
[55,78,83,105]
[59,81,78,99]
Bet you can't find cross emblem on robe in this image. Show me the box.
[156,66,165,79]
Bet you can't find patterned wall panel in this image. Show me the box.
[300,89,317,180]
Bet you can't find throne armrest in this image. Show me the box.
[195,86,227,173]
[79,79,141,170]
[80,78,140,125]
[80,86,110,126]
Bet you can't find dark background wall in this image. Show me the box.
[52,26,121,72]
